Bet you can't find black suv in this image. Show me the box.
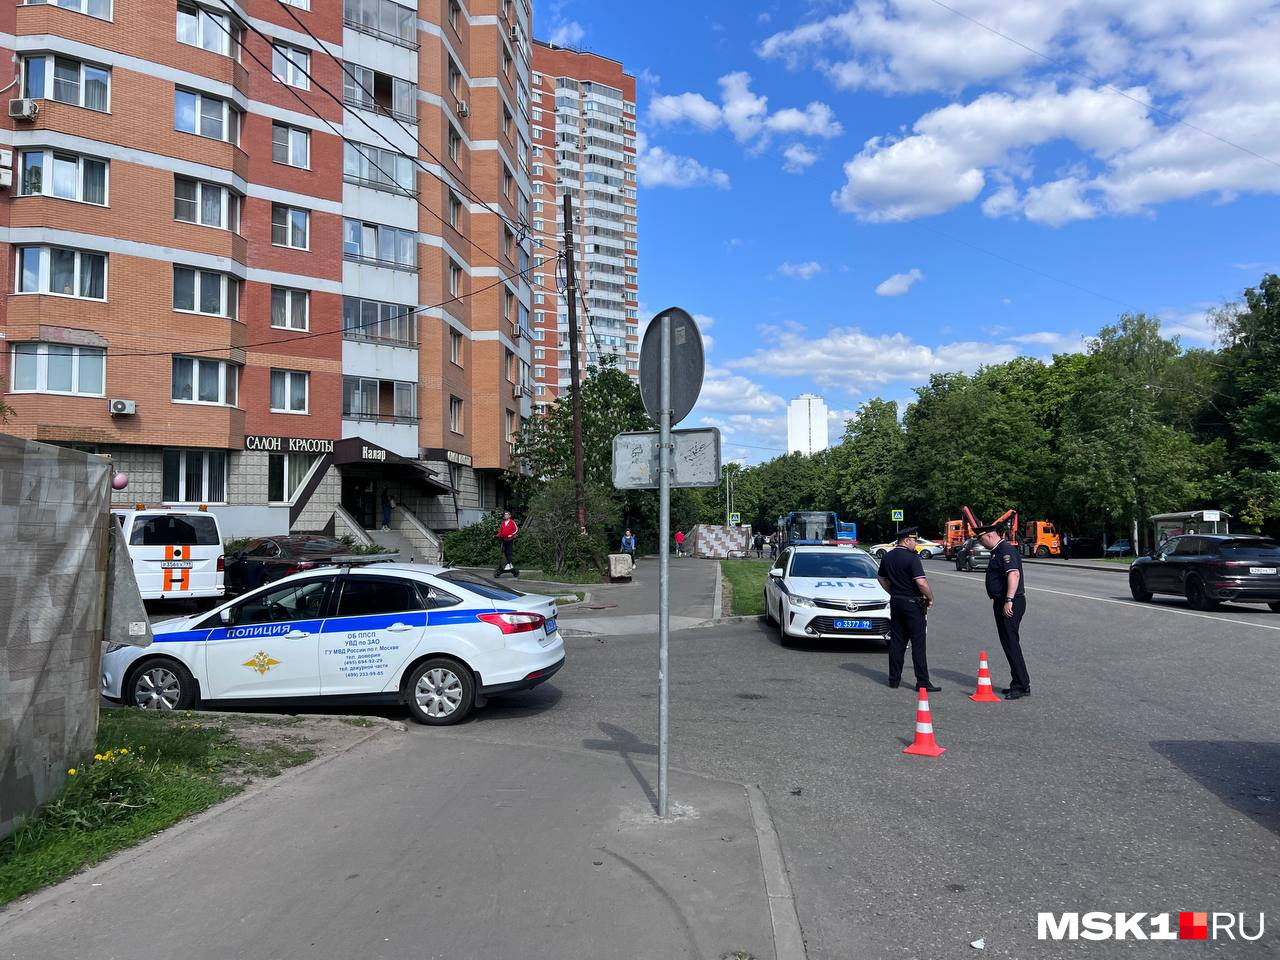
[1129,535,1280,611]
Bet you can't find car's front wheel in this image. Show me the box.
[777,602,793,647]
[405,658,475,726]
[1185,576,1218,611]
[1035,545,1050,558]
[918,549,933,560]
[1129,570,1153,603]
[125,658,197,711]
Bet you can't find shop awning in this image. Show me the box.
[333,437,453,495]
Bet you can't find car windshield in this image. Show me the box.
[130,514,220,546]
[789,553,879,579]
[439,570,525,601]
[1216,540,1280,560]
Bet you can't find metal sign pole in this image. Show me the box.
[658,311,672,819]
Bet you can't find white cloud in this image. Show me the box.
[548,20,585,47]
[648,92,723,131]
[773,0,1280,223]
[647,71,841,151]
[728,325,1020,392]
[696,368,785,414]
[1157,305,1219,345]
[782,143,818,174]
[779,260,824,280]
[874,267,924,296]
[635,133,731,190]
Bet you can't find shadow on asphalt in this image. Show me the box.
[582,722,658,813]
[1151,740,1280,836]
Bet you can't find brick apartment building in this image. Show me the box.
[0,0,534,546]
[529,40,636,409]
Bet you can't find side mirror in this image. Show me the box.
[768,567,784,578]
[219,608,233,625]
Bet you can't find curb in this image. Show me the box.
[0,715,404,922]
[1022,558,1130,574]
[747,785,807,960]
[713,564,724,621]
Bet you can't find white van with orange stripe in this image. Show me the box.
[114,508,226,604]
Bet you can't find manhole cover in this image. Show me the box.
[586,602,617,610]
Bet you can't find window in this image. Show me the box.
[503,48,512,79]
[161,449,226,503]
[450,330,462,365]
[230,577,332,626]
[17,150,107,205]
[335,577,423,618]
[448,192,462,227]
[448,59,461,97]
[449,395,463,433]
[534,347,545,360]
[342,377,416,421]
[448,127,461,163]
[173,267,238,318]
[271,204,309,249]
[10,343,104,396]
[506,410,516,444]
[16,245,106,299]
[280,0,309,6]
[343,0,415,45]
[171,356,238,405]
[532,108,541,123]
[174,176,239,230]
[449,0,459,29]
[176,3,240,56]
[343,142,415,194]
[503,167,513,201]
[268,452,319,503]
[22,55,110,111]
[272,42,309,89]
[271,287,309,330]
[22,0,111,17]
[449,261,462,296]
[270,369,309,413]
[271,122,310,167]
[175,89,240,143]
[342,219,416,268]
[502,228,513,259]
[342,63,415,121]
[343,297,416,345]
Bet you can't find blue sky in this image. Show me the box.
[534,0,1280,463]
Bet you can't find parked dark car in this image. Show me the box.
[953,537,992,572]
[1129,535,1280,611]
[225,536,369,594]
[1103,539,1134,557]
[1065,536,1102,559]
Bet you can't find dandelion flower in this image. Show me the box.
[120,748,129,754]
[68,768,77,776]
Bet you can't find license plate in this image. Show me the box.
[160,561,194,569]
[834,619,873,630]
[544,617,557,634]
[1250,567,1277,575]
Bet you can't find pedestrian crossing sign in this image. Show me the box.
[891,509,904,522]
[729,512,741,525]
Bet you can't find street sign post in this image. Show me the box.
[892,508,904,534]
[631,308,705,819]
[639,307,704,426]
[611,428,722,489]
[729,512,741,526]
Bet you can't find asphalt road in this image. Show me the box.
[443,560,1280,958]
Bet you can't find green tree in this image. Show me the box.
[0,379,14,423]
[830,398,905,541]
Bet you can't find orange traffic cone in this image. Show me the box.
[903,687,946,757]
[969,649,1002,702]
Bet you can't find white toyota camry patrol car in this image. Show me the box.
[101,563,564,726]
[764,545,890,646]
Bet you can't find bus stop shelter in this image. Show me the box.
[1149,510,1232,542]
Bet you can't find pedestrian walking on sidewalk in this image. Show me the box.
[496,511,519,576]
[1060,530,1071,559]
[976,524,1030,699]
[674,529,685,557]
[753,532,765,558]
[620,528,636,560]
[876,527,938,691]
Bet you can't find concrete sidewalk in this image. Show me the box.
[555,556,720,637]
[1021,556,1131,573]
[0,727,790,960]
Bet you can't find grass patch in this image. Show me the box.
[0,709,314,906]
[720,559,773,617]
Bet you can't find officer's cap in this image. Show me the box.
[895,526,920,541]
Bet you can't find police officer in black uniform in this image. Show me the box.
[976,524,1030,699]
[876,528,938,691]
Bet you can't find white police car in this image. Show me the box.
[763,545,890,646]
[101,563,564,726]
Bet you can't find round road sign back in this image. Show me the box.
[639,307,704,426]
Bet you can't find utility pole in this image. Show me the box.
[562,192,586,533]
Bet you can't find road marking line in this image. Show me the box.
[931,570,1280,631]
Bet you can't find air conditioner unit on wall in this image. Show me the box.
[513,383,526,398]
[509,25,519,42]
[9,99,38,121]
[455,100,469,117]
[109,398,136,416]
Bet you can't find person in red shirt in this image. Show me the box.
[496,511,518,575]
[674,529,685,557]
